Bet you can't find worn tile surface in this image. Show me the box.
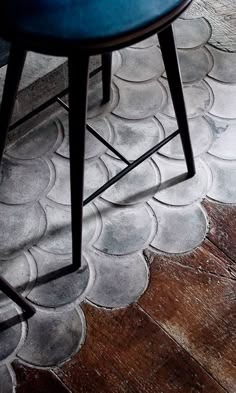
[0,365,16,393]
[0,13,236,393]
[17,307,86,368]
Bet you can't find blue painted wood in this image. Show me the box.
[0,0,187,44]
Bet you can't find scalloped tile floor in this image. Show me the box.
[0,14,236,392]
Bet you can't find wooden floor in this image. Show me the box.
[13,198,236,392]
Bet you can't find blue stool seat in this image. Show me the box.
[0,0,191,54]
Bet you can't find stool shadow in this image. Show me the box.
[0,172,189,329]
[94,172,189,208]
[0,265,79,330]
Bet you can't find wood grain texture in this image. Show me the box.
[203,200,236,262]
[13,361,71,393]
[139,247,236,392]
[145,238,236,280]
[185,0,236,51]
[56,303,226,393]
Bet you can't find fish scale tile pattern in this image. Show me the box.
[0,16,236,390]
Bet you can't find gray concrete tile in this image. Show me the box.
[82,204,100,249]
[37,202,71,255]
[86,251,149,309]
[206,76,236,120]
[56,112,113,160]
[84,159,108,200]
[0,157,52,205]
[177,47,213,83]
[113,78,167,120]
[116,47,164,82]
[207,115,236,160]
[27,248,93,308]
[102,156,160,205]
[204,154,236,204]
[208,45,236,84]
[173,17,212,49]
[17,307,86,368]
[111,51,122,75]
[87,80,118,119]
[0,308,25,363]
[0,365,15,393]
[162,79,213,118]
[56,112,70,159]
[47,155,70,206]
[38,200,99,253]
[94,201,157,256]
[8,117,62,160]
[158,115,214,159]
[0,203,46,259]
[86,118,113,159]
[108,115,164,161]
[0,252,36,308]
[153,157,212,206]
[150,201,208,254]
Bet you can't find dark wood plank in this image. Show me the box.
[145,238,236,280]
[202,240,236,279]
[139,249,236,392]
[203,200,236,262]
[56,303,226,393]
[13,361,71,393]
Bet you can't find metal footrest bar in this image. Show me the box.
[9,65,103,132]
[57,96,180,205]
[7,67,181,217]
[87,123,130,165]
[0,275,36,315]
[83,129,180,206]
[57,97,130,165]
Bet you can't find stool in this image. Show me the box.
[0,0,195,315]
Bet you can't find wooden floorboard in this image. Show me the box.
[203,200,236,263]
[14,200,236,392]
[13,361,72,393]
[55,303,227,393]
[139,243,236,392]
[145,238,236,281]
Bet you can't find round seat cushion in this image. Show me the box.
[0,0,190,54]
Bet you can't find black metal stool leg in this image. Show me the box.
[101,52,112,104]
[68,54,89,269]
[0,275,35,315]
[0,44,26,164]
[158,25,195,177]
